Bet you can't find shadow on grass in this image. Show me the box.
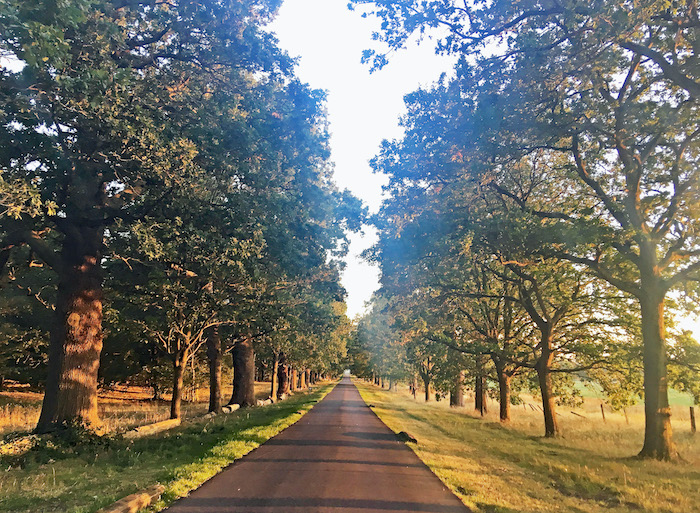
[0,385,333,513]
[368,392,632,508]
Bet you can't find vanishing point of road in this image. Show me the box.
[165,376,469,513]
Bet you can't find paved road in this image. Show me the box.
[165,377,469,513]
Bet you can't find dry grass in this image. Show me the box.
[356,380,699,513]
[0,382,273,435]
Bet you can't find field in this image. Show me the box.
[0,381,335,513]
[355,380,699,513]
[0,380,274,435]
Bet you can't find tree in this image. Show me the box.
[0,0,292,432]
[351,0,700,460]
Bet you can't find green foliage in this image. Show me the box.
[0,0,362,430]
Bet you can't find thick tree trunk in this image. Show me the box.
[536,333,559,437]
[36,225,103,433]
[206,326,222,413]
[638,285,677,459]
[170,350,187,419]
[450,370,464,407]
[305,369,311,388]
[495,363,511,423]
[290,368,297,392]
[270,353,279,402]
[277,353,289,400]
[299,368,306,389]
[230,338,255,407]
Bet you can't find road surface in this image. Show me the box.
[165,376,469,513]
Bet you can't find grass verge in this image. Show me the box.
[355,381,699,513]
[0,382,336,513]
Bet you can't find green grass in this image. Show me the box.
[574,381,696,407]
[0,382,336,513]
[356,381,699,513]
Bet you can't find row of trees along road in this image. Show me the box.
[350,0,700,460]
[0,0,362,432]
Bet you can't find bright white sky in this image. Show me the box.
[269,0,455,318]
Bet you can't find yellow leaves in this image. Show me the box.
[166,77,191,99]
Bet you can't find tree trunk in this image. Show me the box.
[299,368,306,389]
[206,326,222,413]
[189,350,196,402]
[450,371,464,407]
[36,225,103,433]
[270,353,279,402]
[230,338,255,407]
[305,369,311,388]
[536,332,559,437]
[495,363,511,423]
[290,368,298,392]
[475,374,487,415]
[277,353,289,400]
[638,284,677,459]
[171,350,187,419]
[422,374,431,402]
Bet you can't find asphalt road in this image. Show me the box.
[165,376,469,513]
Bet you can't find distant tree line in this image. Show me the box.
[0,0,361,432]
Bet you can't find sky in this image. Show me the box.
[271,1,700,339]
[269,0,455,318]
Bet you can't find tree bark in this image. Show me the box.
[277,353,290,400]
[270,353,279,402]
[36,225,103,433]
[422,374,431,402]
[475,374,487,415]
[290,368,298,392]
[230,338,255,407]
[495,363,511,422]
[206,326,222,413]
[450,370,464,407]
[638,283,677,459]
[299,368,306,389]
[170,350,187,419]
[536,331,559,437]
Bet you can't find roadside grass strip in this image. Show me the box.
[355,381,699,513]
[0,383,335,513]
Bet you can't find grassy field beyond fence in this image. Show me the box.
[355,380,699,513]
